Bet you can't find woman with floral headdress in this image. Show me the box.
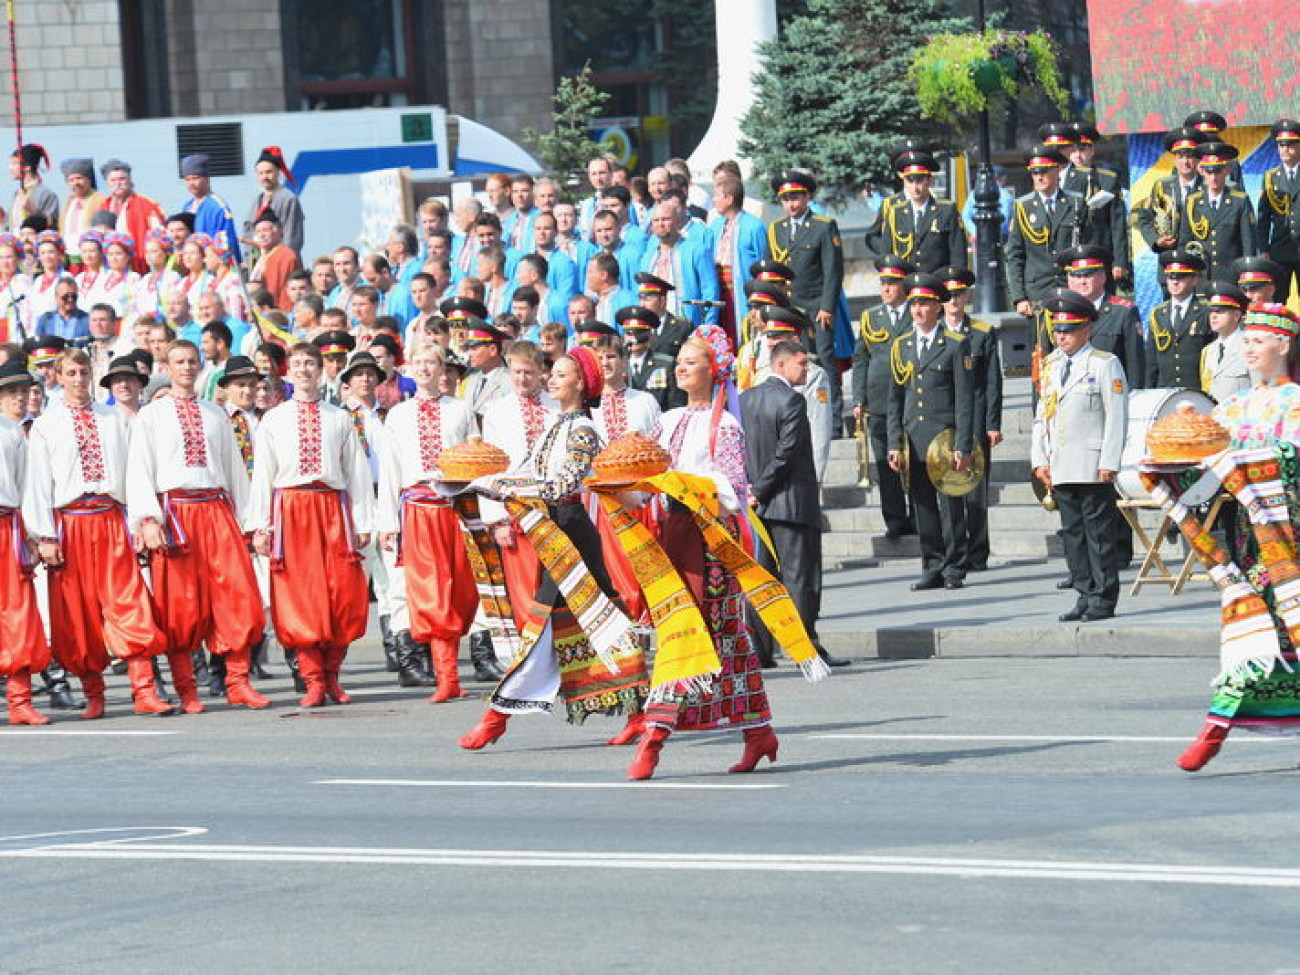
[132,229,182,323]
[176,234,211,301]
[1163,304,1300,771]
[75,231,110,310]
[0,233,31,340]
[203,235,249,323]
[100,233,140,320]
[28,231,67,324]
[459,344,649,750]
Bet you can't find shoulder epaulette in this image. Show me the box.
[1089,348,1116,361]
[1016,191,1036,204]
[1152,299,1171,314]
[943,328,967,342]
[811,214,832,223]
[970,319,992,333]
[1097,166,1118,178]
[1061,188,1083,201]
[1230,189,1247,199]
[1045,348,1063,363]
[1109,297,1134,307]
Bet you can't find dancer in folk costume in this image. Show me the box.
[23,348,172,718]
[377,344,479,702]
[125,339,270,714]
[1151,305,1300,771]
[0,361,54,724]
[459,346,649,750]
[627,324,830,780]
[247,342,374,708]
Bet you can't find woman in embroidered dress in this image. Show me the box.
[75,231,110,311]
[1177,303,1300,771]
[629,328,778,780]
[459,345,649,750]
[176,234,209,303]
[205,236,249,323]
[100,233,140,321]
[132,230,181,324]
[0,234,31,340]
[27,231,67,325]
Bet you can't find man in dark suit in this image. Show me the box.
[1177,142,1256,284]
[866,150,967,273]
[887,273,975,591]
[852,254,916,539]
[741,341,848,669]
[765,169,844,427]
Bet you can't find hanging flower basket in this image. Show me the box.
[909,30,1069,127]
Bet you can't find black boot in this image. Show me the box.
[379,615,399,673]
[41,664,78,710]
[152,656,178,705]
[469,631,505,682]
[191,649,211,687]
[250,637,273,680]
[416,641,437,688]
[284,646,305,693]
[207,652,227,698]
[396,631,434,688]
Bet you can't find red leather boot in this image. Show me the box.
[224,648,271,709]
[1176,722,1229,772]
[323,645,351,704]
[128,657,176,715]
[296,647,329,707]
[729,725,779,774]
[459,708,509,749]
[627,725,671,780]
[167,650,204,714]
[81,672,106,720]
[607,711,646,746]
[429,639,466,703]
[7,672,51,725]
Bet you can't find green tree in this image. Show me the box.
[524,63,614,197]
[740,0,972,203]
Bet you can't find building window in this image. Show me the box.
[289,0,421,109]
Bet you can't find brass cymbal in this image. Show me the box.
[924,427,985,498]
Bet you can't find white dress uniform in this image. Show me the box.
[592,385,661,441]
[1201,328,1250,403]
[799,361,834,483]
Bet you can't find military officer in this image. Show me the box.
[1200,282,1250,402]
[1234,255,1285,305]
[852,255,916,539]
[1061,123,1130,285]
[620,307,675,411]
[939,266,1002,572]
[1145,249,1211,388]
[886,272,974,591]
[764,169,844,424]
[1131,127,1207,253]
[1005,144,1080,372]
[627,271,694,410]
[1032,290,1127,622]
[1256,119,1300,304]
[734,278,792,390]
[1057,244,1145,388]
[866,150,967,273]
[1184,110,1244,188]
[1176,142,1256,284]
[738,258,795,348]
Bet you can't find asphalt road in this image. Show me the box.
[3,652,1300,974]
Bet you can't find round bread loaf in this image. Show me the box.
[1146,404,1230,463]
[438,440,510,481]
[592,433,671,481]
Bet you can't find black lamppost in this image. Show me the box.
[972,0,1007,314]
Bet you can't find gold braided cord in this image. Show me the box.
[1015,200,1049,246]
[1265,170,1292,217]
[1184,194,1210,241]
[1150,307,1173,353]
[884,198,914,259]
[861,309,891,344]
[766,221,790,264]
[890,334,914,386]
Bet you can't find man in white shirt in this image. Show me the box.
[127,339,270,713]
[24,348,173,717]
[248,343,374,707]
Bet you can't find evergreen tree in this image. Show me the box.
[740,0,971,203]
[524,64,614,199]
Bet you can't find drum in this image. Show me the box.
[1115,387,1216,500]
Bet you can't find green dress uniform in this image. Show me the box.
[1144,295,1211,388]
[851,301,913,537]
[866,194,967,273]
[1089,295,1146,390]
[1132,174,1203,252]
[886,325,975,586]
[1257,164,1300,304]
[1062,164,1130,277]
[1006,191,1082,308]
[1176,189,1257,284]
[947,315,1002,571]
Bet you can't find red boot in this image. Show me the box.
[627,726,671,780]
[128,657,176,716]
[224,648,270,709]
[81,672,106,720]
[296,647,328,707]
[607,711,646,746]
[167,651,204,715]
[323,645,351,704]
[1176,722,1229,772]
[7,672,51,726]
[459,708,509,750]
[729,725,779,774]
[429,639,466,704]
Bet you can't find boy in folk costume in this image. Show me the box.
[0,361,54,724]
[125,340,270,714]
[377,344,479,702]
[247,342,374,708]
[23,349,173,718]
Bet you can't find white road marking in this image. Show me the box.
[315,778,785,790]
[0,729,179,736]
[811,733,1293,744]
[2,838,1299,888]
